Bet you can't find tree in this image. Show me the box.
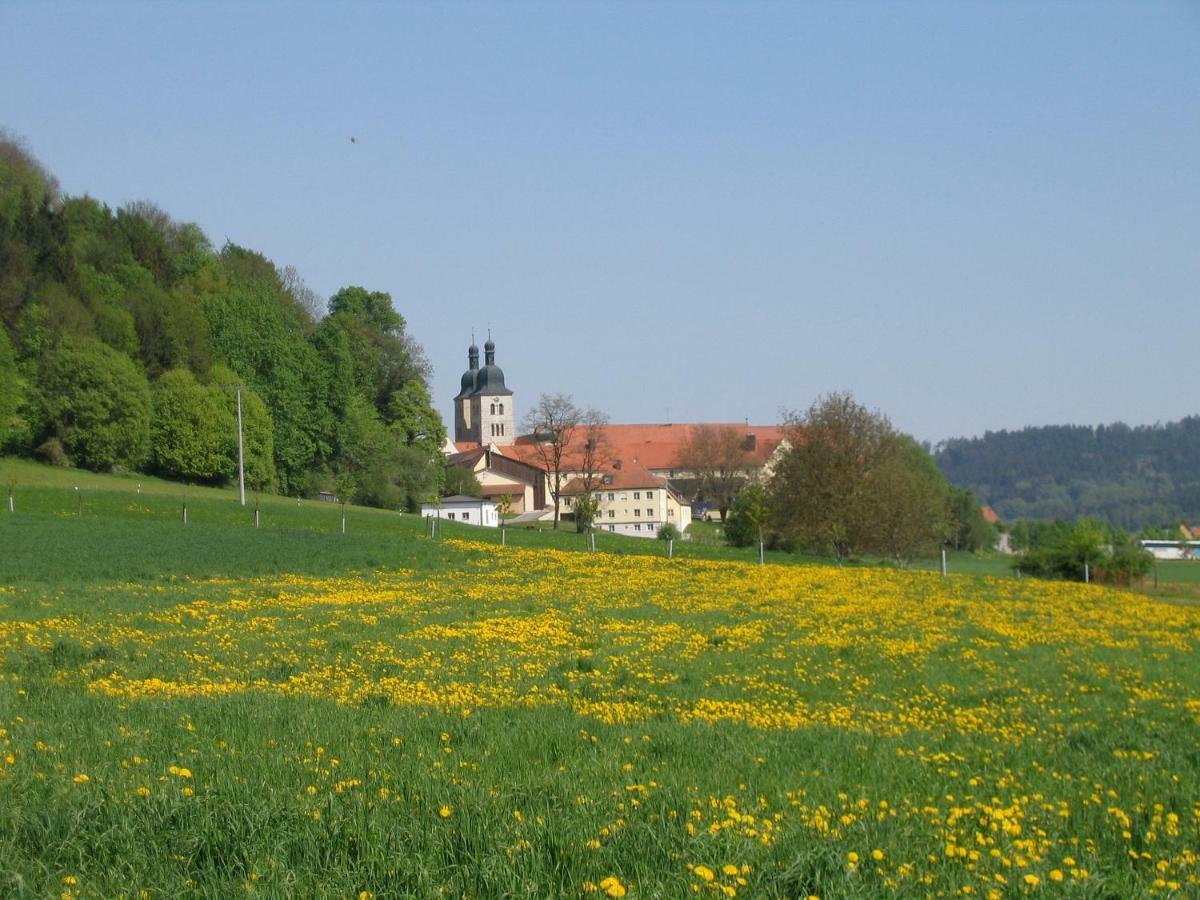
[769,392,950,563]
[873,437,953,566]
[573,493,600,533]
[947,486,997,551]
[497,493,514,530]
[0,326,19,450]
[522,393,583,530]
[444,465,484,498]
[38,338,150,470]
[674,424,751,521]
[725,482,769,555]
[151,369,235,482]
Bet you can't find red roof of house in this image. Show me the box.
[559,460,669,495]
[501,423,787,473]
[980,505,1001,525]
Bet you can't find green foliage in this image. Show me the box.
[724,482,768,548]
[38,338,151,470]
[572,492,600,533]
[769,394,951,563]
[946,486,996,551]
[0,326,19,451]
[936,418,1200,529]
[1012,517,1153,584]
[443,466,483,499]
[151,369,234,482]
[0,134,443,510]
[656,522,680,541]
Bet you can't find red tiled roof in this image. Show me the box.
[559,461,668,495]
[980,505,1001,525]
[502,423,786,472]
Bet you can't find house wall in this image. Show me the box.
[562,484,692,539]
[421,501,499,528]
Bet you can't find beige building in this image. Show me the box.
[445,446,547,516]
[559,462,692,538]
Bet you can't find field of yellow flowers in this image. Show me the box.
[1,532,1198,897]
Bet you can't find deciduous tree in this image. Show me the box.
[522,392,583,530]
[674,424,751,521]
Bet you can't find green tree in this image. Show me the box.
[0,326,20,450]
[769,393,898,561]
[39,338,150,470]
[151,369,235,482]
[444,465,484,498]
[724,482,769,552]
[769,393,950,563]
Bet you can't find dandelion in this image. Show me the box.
[72,774,89,784]
[438,805,453,818]
[693,865,715,882]
[599,876,626,898]
[872,849,885,862]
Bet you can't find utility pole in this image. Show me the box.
[236,386,246,507]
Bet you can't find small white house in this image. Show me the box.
[1139,540,1200,560]
[420,495,499,528]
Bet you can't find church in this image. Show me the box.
[444,337,787,535]
[452,336,515,445]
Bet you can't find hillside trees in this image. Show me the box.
[0,132,445,507]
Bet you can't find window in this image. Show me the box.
[499,403,504,414]
[646,491,654,499]
[500,424,504,436]
[646,508,653,517]
[634,509,640,517]
[607,510,614,518]
[634,523,641,531]
[607,493,614,501]
[564,497,572,507]
[448,512,456,520]
[608,525,615,532]
[667,509,674,518]
[462,512,469,520]
[633,491,640,500]
[490,402,496,414]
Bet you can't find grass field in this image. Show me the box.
[1,459,1198,897]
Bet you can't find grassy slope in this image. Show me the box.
[1,458,1198,897]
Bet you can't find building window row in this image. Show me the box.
[489,402,506,415]
[490,423,506,437]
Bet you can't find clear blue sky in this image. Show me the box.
[3,1,1197,443]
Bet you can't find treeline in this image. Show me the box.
[0,133,445,508]
[935,418,1200,529]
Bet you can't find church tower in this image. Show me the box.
[453,335,514,445]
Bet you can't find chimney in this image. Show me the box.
[613,459,623,470]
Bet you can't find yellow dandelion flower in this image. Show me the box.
[439,805,453,818]
[693,865,715,882]
[599,876,626,898]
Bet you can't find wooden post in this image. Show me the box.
[668,538,674,559]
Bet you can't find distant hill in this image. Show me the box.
[934,417,1200,530]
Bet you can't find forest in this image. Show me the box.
[935,418,1200,529]
[0,133,446,509]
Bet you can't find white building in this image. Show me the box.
[1139,540,1199,560]
[421,495,499,528]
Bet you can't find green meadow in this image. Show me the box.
[1,459,1198,898]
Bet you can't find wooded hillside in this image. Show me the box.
[0,133,445,508]
[935,418,1200,529]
